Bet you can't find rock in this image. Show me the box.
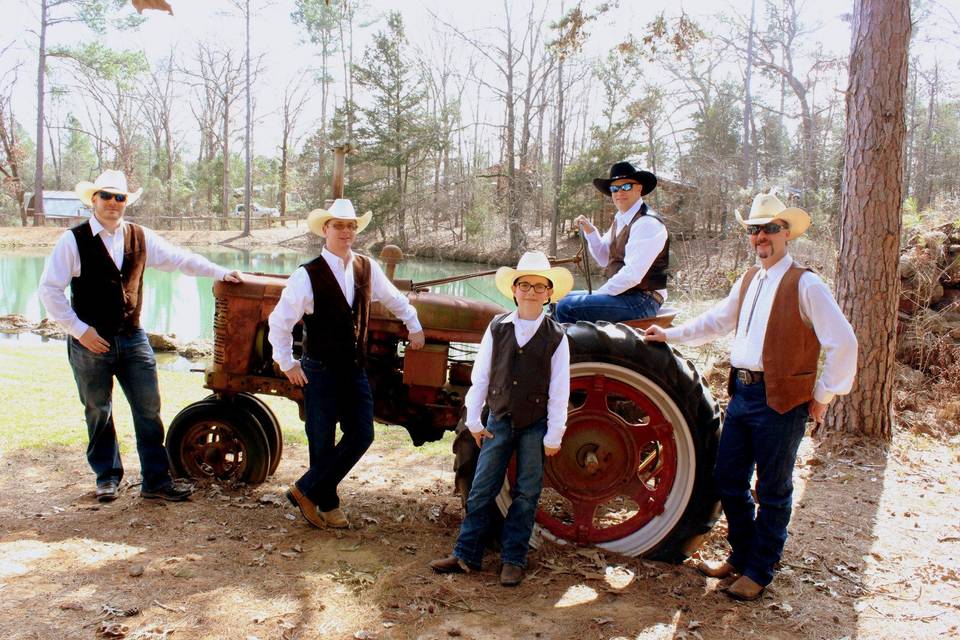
[148,332,179,352]
[179,340,213,360]
[129,564,144,577]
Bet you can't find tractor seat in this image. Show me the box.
[623,307,677,331]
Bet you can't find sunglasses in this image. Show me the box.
[609,183,638,193]
[96,191,127,203]
[515,282,551,293]
[328,221,358,231]
[746,222,787,235]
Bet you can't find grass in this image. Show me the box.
[0,339,455,459]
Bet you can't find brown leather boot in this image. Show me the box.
[429,555,471,574]
[500,563,524,586]
[695,560,738,579]
[285,486,325,529]
[724,575,766,601]
[319,507,350,528]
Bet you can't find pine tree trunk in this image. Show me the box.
[825,0,910,440]
[33,0,47,226]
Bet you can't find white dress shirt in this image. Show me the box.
[584,198,669,300]
[463,310,570,449]
[38,217,232,339]
[268,247,423,372]
[664,254,858,404]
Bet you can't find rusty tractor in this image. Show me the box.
[164,245,721,562]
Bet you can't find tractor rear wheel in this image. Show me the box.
[453,321,721,561]
[204,393,283,476]
[166,401,272,485]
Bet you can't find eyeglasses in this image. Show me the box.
[609,183,638,193]
[96,191,127,203]
[328,221,358,231]
[515,282,551,293]
[746,222,787,235]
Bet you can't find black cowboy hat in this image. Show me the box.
[592,161,657,196]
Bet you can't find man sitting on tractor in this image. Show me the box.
[554,161,669,323]
[430,251,572,586]
[268,199,425,529]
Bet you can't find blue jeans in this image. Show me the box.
[298,357,374,511]
[715,378,809,587]
[454,415,547,569]
[554,289,661,323]
[67,328,173,492]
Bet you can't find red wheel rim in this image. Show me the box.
[509,370,679,544]
[179,420,249,480]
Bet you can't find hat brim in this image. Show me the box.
[593,170,657,196]
[308,209,373,236]
[76,182,143,207]
[735,207,810,238]
[494,265,574,303]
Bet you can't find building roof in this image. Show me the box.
[24,191,92,218]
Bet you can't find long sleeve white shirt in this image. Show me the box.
[663,254,858,404]
[268,247,423,372]
[463,311,570,449]
[584,198,669,300]
[38,217,232,339]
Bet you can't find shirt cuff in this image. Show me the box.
[662,327,682,342]
[813,385,835,405]
[275,354,298,373]
[68,319,90,340]
[215,267,231,281]
[406,318,423,334]
[543,432,564,449]
[466,421,484,433]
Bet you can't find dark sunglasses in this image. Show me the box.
[609,183,637,193]
[96,191,127,203]
[746,222,787,236]
[515,282,551,293]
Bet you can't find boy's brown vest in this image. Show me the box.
[487,313,565,429]
[603,203,670,291]
[302,254,372,368]
[69,221,147,338]
[728,264,821,413]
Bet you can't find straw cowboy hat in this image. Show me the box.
[592,161,657,196]
[735,192,811,238]
[307,199,373,236]
[494,251,574,303]
[75,169,143,207]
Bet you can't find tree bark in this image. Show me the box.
[825,0,911,440]
[741,0,755,188]
[33,0,47,226]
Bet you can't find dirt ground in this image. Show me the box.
[1,426,958,640]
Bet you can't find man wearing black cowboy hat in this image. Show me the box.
[554,161,669,323]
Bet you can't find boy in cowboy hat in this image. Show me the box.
[555,161,669,323]
[38,169,243,503]
[645,192,857,600]
[430,251,572,586]
[268,198,425,529]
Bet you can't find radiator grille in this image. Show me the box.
[213,296,228,365]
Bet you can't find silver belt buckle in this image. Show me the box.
[736,369,752,385]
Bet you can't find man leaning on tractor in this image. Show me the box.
[268,199,425,530]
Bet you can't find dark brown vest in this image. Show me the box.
[727,264,821,413]
[603,203,670,292]
[301,253,372,368]
[69,221,147,338]
[487,313,565,429]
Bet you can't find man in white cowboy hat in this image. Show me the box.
[268,198,425,529]
[430,251,572,586]
[555,160,669,323]
[645,191,858,600]
[38,169,243,503]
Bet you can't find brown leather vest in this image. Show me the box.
[487,313,565,429]
[727,264,821,413]
[603,204,670,292]
[69,221,147,338]
[302,254,372,368]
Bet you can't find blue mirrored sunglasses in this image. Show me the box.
[609,183,637,193]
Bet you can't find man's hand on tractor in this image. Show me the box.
[808,399,828,434]
[544,445,561,457]
[78,326,110,353]
[283,361,309,387]
[644,325,667,342]
[471,429,494,448]
[574,215,596,235]
[223,270,243,283]
[407,330,425,350]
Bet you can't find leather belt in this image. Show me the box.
[734,368,764,385]
[646,291,664,306]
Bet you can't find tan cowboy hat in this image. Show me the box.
[494,251,574,303]
[307,198,373,236]
[734,191,810,238]
[75,169,143,207]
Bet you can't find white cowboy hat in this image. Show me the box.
[307,199,373,236]
[734,192,810,238]
[75,169,143,207]
[494,251,574,303]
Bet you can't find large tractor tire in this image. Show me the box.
[166,400,272,485]
[204,393,283,476]
[453,321,721,562]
